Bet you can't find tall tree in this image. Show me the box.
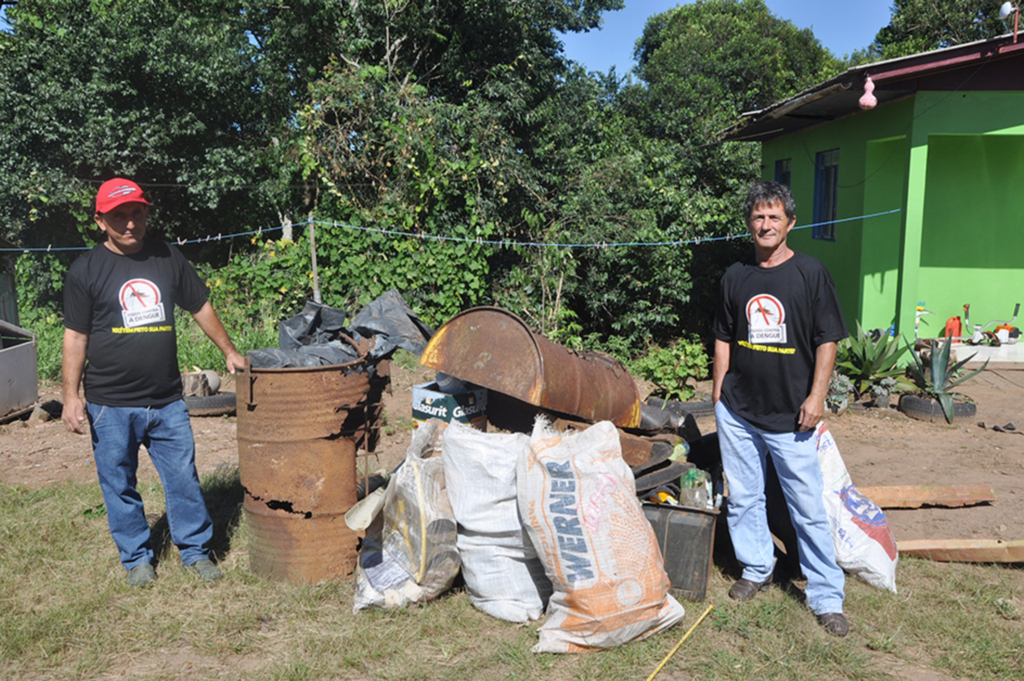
[632,0,839,194]
[222,0,627,324]
[0,0,348,250]
[873,0,1007,60]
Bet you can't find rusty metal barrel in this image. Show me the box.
[420,307,641,428]
[237,341,386,583]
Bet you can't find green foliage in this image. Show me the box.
[0,0,304,251]
[872,0,1007,60]
[174,302,279,375]
[835,323,910,397]
[296,59,526,326]
[905,337,988,423]
[199,237,311,318]
[633,0,841,196]
[0,0,856,357]
[14,254,68,381]
[629,336,709,402]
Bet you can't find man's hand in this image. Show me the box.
[191,302,246,375]
[712,339,731,404]
[799,341,838,431]
[62,328,89,434]
[62,395,87,434]
[798,393,825,431]
[225,350,246,375]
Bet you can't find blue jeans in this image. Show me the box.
[87,400,213,571]
[715,400,845,615]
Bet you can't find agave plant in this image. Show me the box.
[904,336,988,423]
[835,323,909,398]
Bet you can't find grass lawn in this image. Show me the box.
[1,470,1022,680]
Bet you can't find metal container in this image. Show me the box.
[237,339,386,583]
[420,307,641,428]
[0,321,37,419]
[643,502,719,601]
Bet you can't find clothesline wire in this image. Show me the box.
[1,208,902,253]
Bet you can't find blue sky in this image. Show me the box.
[560,0,894,75]
[1,1,892,67]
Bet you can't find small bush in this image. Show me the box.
[629,336,709,402]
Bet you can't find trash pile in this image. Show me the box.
[236,290,434,584]
[348,306,718,652]
[247,289,434,369]
[352,417,686,653]
[248,303,902,652]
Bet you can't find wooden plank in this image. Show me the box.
[858,485,995,509]
[898,539,1024,563]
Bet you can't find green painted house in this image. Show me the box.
[722,35,1024,341]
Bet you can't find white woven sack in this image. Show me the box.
[518,418,685,653]
[815,422,899,593]
[441,421,552,622]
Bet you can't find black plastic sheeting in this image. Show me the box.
[247,289,434,369]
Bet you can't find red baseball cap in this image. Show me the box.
[95,178,151,214]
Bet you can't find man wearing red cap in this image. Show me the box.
[61,178,245,587]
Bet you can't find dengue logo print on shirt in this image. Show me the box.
[119,279,166,328]
[746,294,787,344]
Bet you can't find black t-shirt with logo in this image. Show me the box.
[714,251,848,433]
[64,240,209,407]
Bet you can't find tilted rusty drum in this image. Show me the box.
[420,307,641,428]
[237,343,386,583]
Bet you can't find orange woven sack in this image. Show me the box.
[517,419,685,653]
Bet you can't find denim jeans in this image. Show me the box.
[715,400,845,615]
[87,400,213,571]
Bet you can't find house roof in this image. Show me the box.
[720,34,1024,142]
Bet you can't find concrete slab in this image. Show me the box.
[956,340,1024,370]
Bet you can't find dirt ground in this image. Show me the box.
[1,362,1022,546]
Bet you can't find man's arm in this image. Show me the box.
[712,339,731,404]
[61,329,89,434]
[190,302,246,374]
[798,341,837,431]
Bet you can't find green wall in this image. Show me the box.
[761,91,1024,339]
[896,91,1024,337]
[917,134,1024,329]
[860,136,906,332]
[761,97,914,332]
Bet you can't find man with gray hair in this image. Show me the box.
[712,181,850,635]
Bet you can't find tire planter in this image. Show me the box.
[184,391,237,417]
[898,393,976,424]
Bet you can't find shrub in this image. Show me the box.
[629,336,709,402]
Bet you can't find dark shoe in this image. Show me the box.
[817,612,850,637]
[187,558,223,582]
[728,577,771,600]
[127,562,156,588]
